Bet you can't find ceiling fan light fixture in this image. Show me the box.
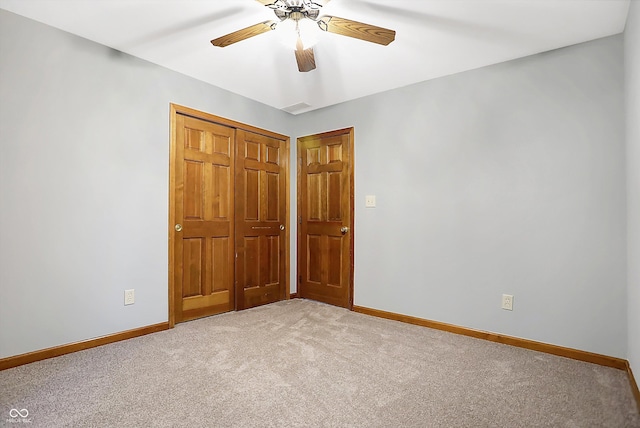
[298,18,320,48]
[276,18,319,50]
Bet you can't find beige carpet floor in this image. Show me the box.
[1,299,639,427]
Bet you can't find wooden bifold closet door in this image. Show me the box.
[169,105,289,325]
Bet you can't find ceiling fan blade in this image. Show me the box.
[295,48,316,72]
[319,16,395,46]
[295,37,316,72]
[211,21,274,47]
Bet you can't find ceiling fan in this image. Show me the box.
[211,0,396,72]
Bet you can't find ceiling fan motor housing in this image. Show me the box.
[272,1,322,22]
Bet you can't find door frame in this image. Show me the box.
[296,127,355,309]
[168,103,290,328]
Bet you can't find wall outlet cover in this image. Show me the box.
[501,294,513,311]
[124,289,135,306]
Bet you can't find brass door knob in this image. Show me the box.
[340,226,349,234]
[175,224,183,232]
[280,225,285,231]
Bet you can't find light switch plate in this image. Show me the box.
[365,195,376,208]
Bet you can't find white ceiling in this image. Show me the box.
[0,0,631,114]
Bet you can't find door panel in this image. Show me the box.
[173,114,235,322]
[298,128,354,309]
[235,130,288,310]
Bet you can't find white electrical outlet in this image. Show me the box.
[124,289,135,306]
[501,294,513,311]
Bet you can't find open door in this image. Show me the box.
[297,128,354,309]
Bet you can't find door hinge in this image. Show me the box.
[298,216,302,224]
[298,275,302,284]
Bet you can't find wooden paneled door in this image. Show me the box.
[172,113,235,323]
[169,104,290,325]
[235,130,288,310]
[297,128,354,309]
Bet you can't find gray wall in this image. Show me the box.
[625,1,640,376]
[0,10,293,359]
[291,35,627,358]
[0,9,630,361]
